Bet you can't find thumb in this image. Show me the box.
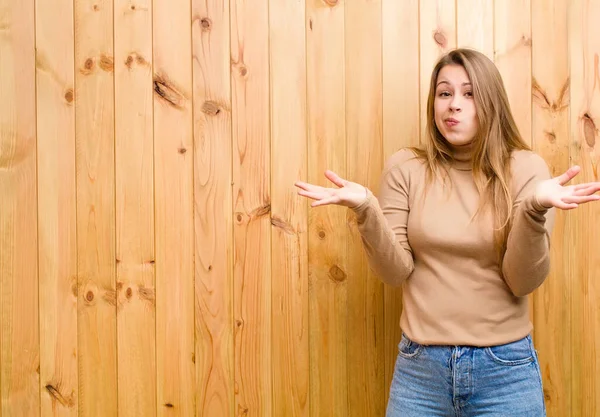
[324,170,347,188]
[555,165,581,186]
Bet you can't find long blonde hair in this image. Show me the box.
[411,48,531,259]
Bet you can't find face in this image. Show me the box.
[434,64,479,146]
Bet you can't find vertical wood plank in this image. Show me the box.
[495,0,532,145]
[345,1,384,416]
[153,0,195,414]
[420,0,456,143]
[306,0,348,415]
[569,0,600,415]
[74,0,117,415]
[191,0,234,416]
[381,0,419,402]
[114,0,156,415]
[269,0,309,416]
[531,1,571,415]
[456,0,494,58]
[230,0,272,416]
[0,0,40,414]
[36,0,78,414]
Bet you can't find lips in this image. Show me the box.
[444,118,459,127]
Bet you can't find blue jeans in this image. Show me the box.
[386,333,546,416]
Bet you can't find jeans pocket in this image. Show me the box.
[397,333,424,359]
[484,335,534,366]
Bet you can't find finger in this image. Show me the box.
[573,183,600,196]
[294,181,322,193]
[573,181,600,190]
[554,201,579,210]
[324,170,347,188]
[555,165,581,186]
[311,196,340,207]
[297,190,326,201]
[562,195,600,204]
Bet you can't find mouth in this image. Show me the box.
[444,118,459,127]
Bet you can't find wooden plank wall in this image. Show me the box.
[0,0,598,416]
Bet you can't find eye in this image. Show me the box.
[465,91,473,97]
[438,91,451,97]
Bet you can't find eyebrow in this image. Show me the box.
[436,81,472,87]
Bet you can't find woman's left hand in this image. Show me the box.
[535,165,600,210]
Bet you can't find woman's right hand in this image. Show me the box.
[294,170,369,208]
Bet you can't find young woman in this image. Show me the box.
[295,48,600,416]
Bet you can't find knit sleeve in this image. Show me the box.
[350,150,416,286]
[502,151,556,296]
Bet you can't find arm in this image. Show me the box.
[502,154,556,297]
[351,160,415,287]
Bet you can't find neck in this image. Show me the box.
[448,142,473,171]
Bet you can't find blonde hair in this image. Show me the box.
[411,48,531,260]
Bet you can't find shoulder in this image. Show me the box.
[383,147,425,175]
[510,150,551,179]
[509,150,552,195]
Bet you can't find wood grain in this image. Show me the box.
[0,0,40,414]
[231,0,273,416]
[531,1,571,415]
[495,0,532,145]
[269,0,309,415]
[74,0,117,415]
[345,1,384,416]
[192,0,234,416]
[153,0,196,414]
[569,0,600,415]
[307,0,348,415]
[420,0,456,143]
[381,0,419,402]
[36,0,78,414]
[457,0,494,58]
[114,0,156,415]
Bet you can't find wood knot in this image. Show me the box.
[583,113,597,147]
[130,4,136,10]
[318,230,326,239]
[236,319,243,327]
[80,58,95,75]
[99,54,114,72]
[235,213,244,223]
[164,403,174,408]
[64,89,74,104]
[154,75,185,109]
[178,147,187,154]
[239,65,248,77]
[125,55,134,68]
[328,265,346,282]
[433,31,447,48]
[201,101,220,116]
[208,265,213,271]
[126,287,133,299]
[116,282,124,291]
[85,291,94,302]
[93,4,99,11]
[544,130,556,143]
[200,18,211,30]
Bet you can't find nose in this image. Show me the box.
[449,95,462,112]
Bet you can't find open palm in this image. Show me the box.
[294,170,368,208]
[535,165,600,210]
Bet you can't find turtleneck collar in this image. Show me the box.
[447,141,474,171]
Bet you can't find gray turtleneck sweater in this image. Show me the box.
[351,147,555,346]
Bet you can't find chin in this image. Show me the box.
[442,134,474,147]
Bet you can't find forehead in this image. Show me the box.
[436,64,470,85]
